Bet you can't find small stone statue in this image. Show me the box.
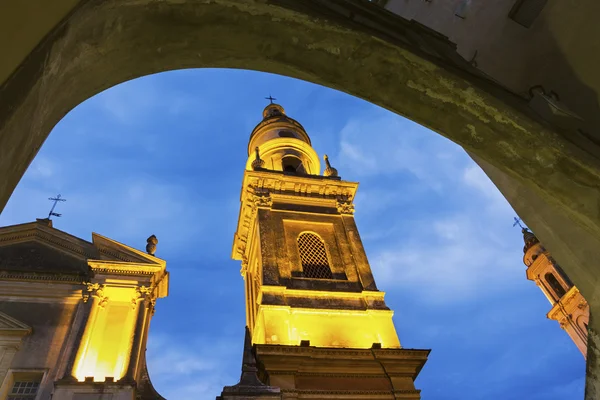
[323,154,338,177]
[146,235,158,255]
[251,146,265,170]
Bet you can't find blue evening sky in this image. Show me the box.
[0,69,584,399]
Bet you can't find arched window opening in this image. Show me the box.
[297,233,333,279]
[576,314,588,330]
[282,156,305,174]
[278,130,296,138]
[545,272,566,299]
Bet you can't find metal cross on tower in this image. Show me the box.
[512,216,525,230]
[47,194,66,219]
[265,95,276,104]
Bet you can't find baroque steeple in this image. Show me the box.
[522,227,539,253]
[245,103,320,174]
[519,225,589,358]
[227,102,429,398]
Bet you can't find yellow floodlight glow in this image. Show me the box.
[73,286,138,382]
[252,305,401,349]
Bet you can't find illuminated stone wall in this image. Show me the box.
[0,220,168,400]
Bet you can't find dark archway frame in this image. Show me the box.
[1,0,599,396]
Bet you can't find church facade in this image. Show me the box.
[0,219,168,400]
[0,103,428,399]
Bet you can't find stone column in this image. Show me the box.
[122,290,154,383]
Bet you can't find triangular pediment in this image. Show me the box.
[0,221,165,277]
[92,233,165,267]
[0,221,94,275]
[0,241,90,275]
[0,220,98,256]
[0,311,31,337]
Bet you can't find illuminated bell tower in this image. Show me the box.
[230,103,429,398]
[521,227,589,357]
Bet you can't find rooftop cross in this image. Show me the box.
[512,216,525,230]
[47,194,66,219]
[265,95,276,104]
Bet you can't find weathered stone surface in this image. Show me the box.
[1,0,600,395]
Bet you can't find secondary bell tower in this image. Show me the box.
[225,102,429,399]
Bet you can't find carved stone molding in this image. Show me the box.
[336,196,355,215]
[0,272,82,283]
[131,285,154,309]
[249,187,273,209]
[82,282,108,308]
[240,255,249,277]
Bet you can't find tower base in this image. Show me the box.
[52,379,135,400]
[255,344,429,399]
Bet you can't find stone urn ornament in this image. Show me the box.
[146,235,158,255]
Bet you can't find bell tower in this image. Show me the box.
[521,227,589,357]
[228,102,429,398]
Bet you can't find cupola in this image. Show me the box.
[245,103,321,175]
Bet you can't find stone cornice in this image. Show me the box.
[232,170,359,260]
[548,286,588,318]
[0,280,83,303]
[0,311,32,337]
[0,271,84,283]
[258,286,389,311]
[243,170,358,199]
[260,286,386,300]
[256,344,429,359]
[87,260,164,276]
[279,388,421,395]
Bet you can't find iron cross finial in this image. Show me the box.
[47,194,66,219]
[265,95,276,104]
[512,216,525,230]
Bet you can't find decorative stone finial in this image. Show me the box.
[522,227,539,253]
[251,147,265,170]
[146,235,158,255]
[323,155,338,177]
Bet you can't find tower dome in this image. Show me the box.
[246,103,320,175]
[522,228,540,253]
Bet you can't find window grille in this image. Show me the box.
[545,272,566,299]
[297,233,333,279]
[8,381,40,400]
[509,0,548,28]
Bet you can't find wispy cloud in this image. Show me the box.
[333,110,524,305]
[337,113,466,191]
[146,332,241,399]
[370,215,517,303]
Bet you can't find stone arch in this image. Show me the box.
[578,314,590,333]
[281,155,305,174]
[545,272,567,299]
[2,0,600,393]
